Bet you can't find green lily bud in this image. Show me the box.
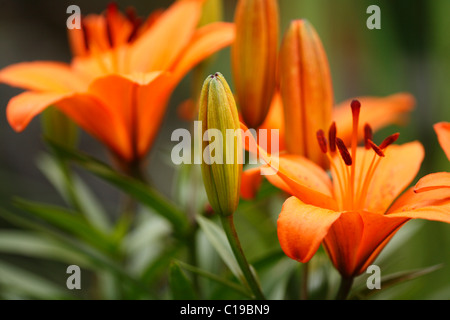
[199,72,242,217]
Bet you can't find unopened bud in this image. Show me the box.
[232,0,279,129]
[279,19,333,168]
[199,72,242,217]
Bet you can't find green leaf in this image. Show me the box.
[0,208,150,296]
[176,260,252,299]
[0,260,74,300]
[36,153,111,233]
[0,230,90,266]
[13,198,117,256]
[169,261,198,300]
[196,215,244,282]
[351,264,443,300]
[140,245,182,285]
[45,139,190,237]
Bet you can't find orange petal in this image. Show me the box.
[240,167,263,200]
[364,142,424,213]
[5,90,131,159]
[129,0,203,73]
[241,123,337,210]
[277,197,341,263]
[434,122,450,161]
[135,73,174,157]
[414,172,450,193]
[0,62,88,93]
[171,22,235,83]
[56,94,131,160]
[82,14,111,53]
[323,212,363,278]
[265,154,333,198]
[6,91,72,132]
[353,212,409,276]
[387,187,450,223]
[68,27,88,57]
[86,72,173,159]
[333,93,415,145]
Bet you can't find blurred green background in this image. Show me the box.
[0,0,449,299]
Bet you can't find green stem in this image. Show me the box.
[336,276,354,300]
[300,262,309,300]
[220,215,265,300]
[187,225,201,295]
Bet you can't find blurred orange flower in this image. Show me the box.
[413,122,450,193]
[0,1,234,167]
[244,101,450,278]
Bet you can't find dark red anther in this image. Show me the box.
[81,20,90,52]
[316,130,328,154]
[368,140,385,157]
[126,7,142,42]
[328,122,337,153]
[379,133,400,149]
[336,138,353,166]
[364,123,373,150]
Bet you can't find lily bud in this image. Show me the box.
[279,19,333,168]
[232,0,279,129]
[199,73,242,217]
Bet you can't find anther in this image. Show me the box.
[328,122,337,153]
[364,123,373,150]
[336,138,353,166]
[316,130,328,154]
[368,140,385,157]
[379,133,400,149]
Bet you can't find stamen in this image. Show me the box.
[106,3,119,47]
[364,123,373,150]
[350,100,361,209]
[328,122,337,153]
[81,20,90,53]
[336,138,352,166]
[379,133,400,150]
[367,140,385,157]
[126,7,143,43]
[316,130,328,154]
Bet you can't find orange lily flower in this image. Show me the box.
[413,122,450,193]
[0,1,235,169]
[244,101,450,279]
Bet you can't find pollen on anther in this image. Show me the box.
[368,140,385,157]
[364,123,373,150]
[316,130,328,154]
[328,122,337,153]
[336,138,353,166]
[379,133,400,149]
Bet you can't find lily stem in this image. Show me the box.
[336,276,354,300]
[220,215,265,300]
[300,262,309,300]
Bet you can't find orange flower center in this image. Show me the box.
[317,100,400,211]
